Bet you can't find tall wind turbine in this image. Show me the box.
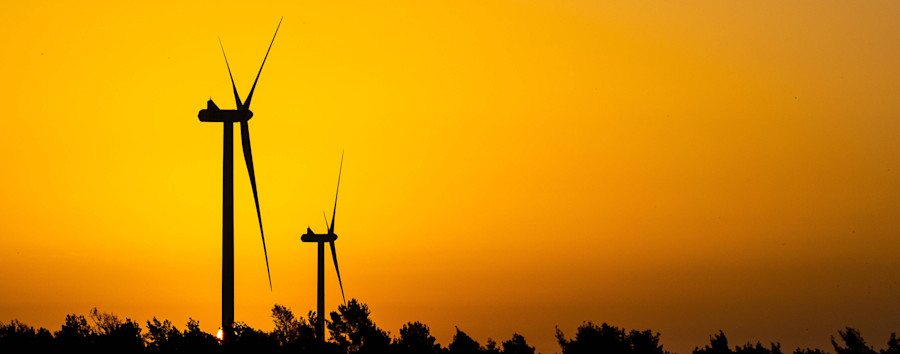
[301,152,347,341]
[197,19,281,342]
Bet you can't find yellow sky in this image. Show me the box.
[2,1,900,353]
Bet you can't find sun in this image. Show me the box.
[216,328,223,341]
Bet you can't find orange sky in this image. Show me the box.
[2,1,900,353]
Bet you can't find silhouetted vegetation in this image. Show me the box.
[693,330,781,354]
[556,321,667,354]
[795,349,830,354]
[270,303,319,352]
[831,327,876,354]
[450,327,482,354]
[329,299,391,354]
[2,300,899,354]
[502,333,536,354]
[394,321,441,354]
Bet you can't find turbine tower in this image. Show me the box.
[301,152,347,341]
[197,19,281,342]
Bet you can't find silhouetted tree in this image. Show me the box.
[90,307,121,336]
[736,342,782,354]
[180,317,217,352]
[502,333,535,354]
[629,329,669,354]
[328,299,391,354]
[89,308,144,353]
[450,327,482,354]
[694,331,781,354]
[794,349,829,354]
[484,338,501,354]
[145,317,182,352]
[694,331,732,354]
[54,314,93,349]
[832,328,876,354]
[882,333,900,354]
[107,319,144,352]
[0,319,53,352]
[557,322,629,354]
[232,321,277,352]
[271,304,320,352]
[35,326,53,351]
[58,314,92,338]
[556,322,668,354]
[394,321,442,354]
[272,304,301,345]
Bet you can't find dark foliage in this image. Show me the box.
[484,338,501,354]
[630,329,668,354]
[394,321,442,354]
[883,333,900,354]
[0,319,53,353]
[449,327,481,354]
[832,327,876,354]
[1,302,899,354]
[502,333,535,354]
[144,317,182,352]
[736,342,783,354]
[232,320,277,352]
[54,314,91,349]
[328,298,391,354]
[694,330,781,354]
[89,307,144,353]
[795,349,830,354]
[270,304,323,353]
[447,328,538,354]
[557,321,668,354]
[694,331,731,354]
[181,317,218,352]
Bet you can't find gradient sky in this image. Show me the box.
[2,1,900,353]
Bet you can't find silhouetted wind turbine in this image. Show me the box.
[301,152,347,341]
[197,18,281,343]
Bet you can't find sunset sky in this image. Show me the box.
[2,1,900,353]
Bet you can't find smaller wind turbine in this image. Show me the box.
[301,152,347,342]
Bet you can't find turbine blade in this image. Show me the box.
[329,151,343,234]
[329,241,346,304]
[219,38,243,108]
[323,211,329,231]
[240,120,272,291]
[242,17,282,111]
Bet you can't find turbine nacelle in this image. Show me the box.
[301,231,337,242]
[198,100,254,122]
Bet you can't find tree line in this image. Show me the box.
[1,299,897,354]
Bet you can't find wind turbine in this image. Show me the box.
[301,152,347,342]
[197,18,281,342]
